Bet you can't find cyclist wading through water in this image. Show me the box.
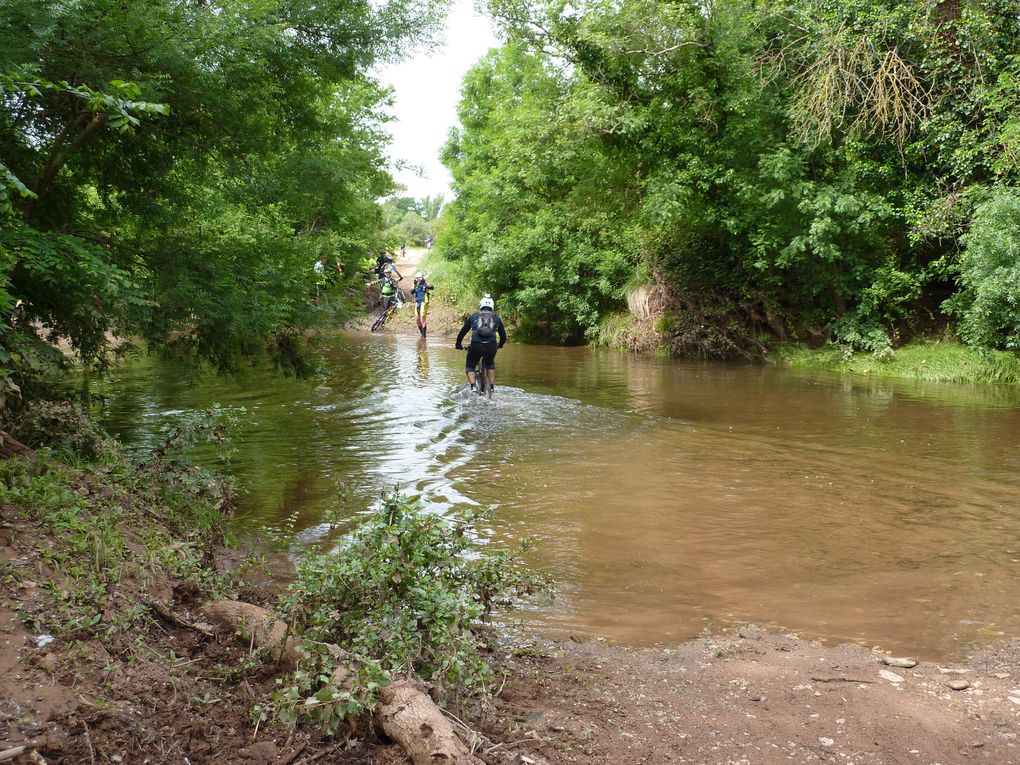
[411,271,433,337]
[455,295,507,393]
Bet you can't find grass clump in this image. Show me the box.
[273,491,552,732]
[420,251,480,315]
[769,341,1020,384]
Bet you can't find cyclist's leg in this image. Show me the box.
[465,344,481,388]
[483,345,497,387]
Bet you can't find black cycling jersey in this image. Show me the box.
[455,310,507,347]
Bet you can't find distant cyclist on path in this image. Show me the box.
[455,295,507,393]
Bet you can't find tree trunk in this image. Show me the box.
[198,600,297,662]
[24,113,107,222]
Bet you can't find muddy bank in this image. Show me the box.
[1,430,1017,764]
[4,500,1018,765]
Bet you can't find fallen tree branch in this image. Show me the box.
[294,743,342,765]
[199,600,297,662]
[0,746,27,763]
[0,432,36,460]
[201,600,484,765]
[376,679,484,765]
[148,600,215,637]
[810,675,876,684]
[277,742,307,765]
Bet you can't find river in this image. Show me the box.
[99,332,1020,659]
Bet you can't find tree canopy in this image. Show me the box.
[0,0,450,393]
[440,0,1020,354]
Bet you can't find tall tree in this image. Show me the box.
[0,0,450,384]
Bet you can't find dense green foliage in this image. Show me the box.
[0,0,449,388]
[274,492,550,731]
[440,0,1020,355]
[950,188,1020,351]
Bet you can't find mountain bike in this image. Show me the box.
[368,276,406,332]
[470,357,493,399]
[370,293,404,332]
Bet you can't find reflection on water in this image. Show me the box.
[99,334,1020,659]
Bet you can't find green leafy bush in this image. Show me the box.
[949,188,1020,352]
[274,492,551,730]
[439,0,1020,356]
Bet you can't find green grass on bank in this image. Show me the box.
[419,250,478,314]
[769,341,1020,385]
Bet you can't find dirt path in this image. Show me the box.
[392,245,425,288]
[488,627,1020,765]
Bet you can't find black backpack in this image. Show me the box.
[475,312,495,339]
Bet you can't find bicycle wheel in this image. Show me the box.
[370,310,387,332]
[477,366,489,398]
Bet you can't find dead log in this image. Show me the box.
[201,600,484,764]
[376,679,482,765]
[198,600,298,662]
[148,600,215,637]
[0,432,36,460]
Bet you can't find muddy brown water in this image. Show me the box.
[99,333,1020,659]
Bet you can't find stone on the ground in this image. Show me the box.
[881,656,917,668]
[879,670,905,684]
[947,679,970,691]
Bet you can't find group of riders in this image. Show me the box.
[372,249,432,337]
[369,248,507,393]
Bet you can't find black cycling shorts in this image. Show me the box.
[465,341,498,371]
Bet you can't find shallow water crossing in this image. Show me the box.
[101,334,1020,659]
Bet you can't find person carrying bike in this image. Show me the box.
[455,295,506,393]
[379,275,399,314]
[411,271,433,337]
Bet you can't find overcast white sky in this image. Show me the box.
[376,0,499,201]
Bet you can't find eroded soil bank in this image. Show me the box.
[3,496,1018,765]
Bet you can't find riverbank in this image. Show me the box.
[413,263,1020,389]
[493,629,1020,765]
[3,418,1019,764]
[768,342,1020,385]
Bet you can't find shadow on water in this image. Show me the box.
[99,334,1020,660]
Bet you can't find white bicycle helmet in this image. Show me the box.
[479,295,495,310]
[414,271,424,279]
